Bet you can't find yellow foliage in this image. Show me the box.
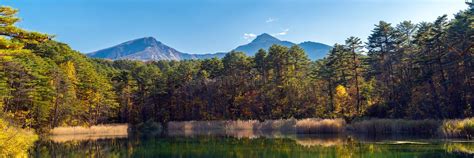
[60,61,78,85]
[0,36,23,50]
[0,118,38,157]
[441,118,474,138]
[334,85,353,117]
[335,85,348,98]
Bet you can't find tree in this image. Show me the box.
[0,6,49,49]
[0,6,51,130]
[345,37,364,115]
[367,21,401,117]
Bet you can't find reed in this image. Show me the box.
[225,120,258,130]
[254,119,297,131]
[349,119,441,135]
[167,118,346,134]
[440,118,474,139]
[296,118,346,134]
[47,118,474,140]
[168,120,227,130]
[50,124,128,136]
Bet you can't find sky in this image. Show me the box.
[2,0,469,54]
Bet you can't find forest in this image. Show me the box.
[0,4,472,138]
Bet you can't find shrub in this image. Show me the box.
[0,118,38,157]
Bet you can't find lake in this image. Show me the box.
[30,130,474,158]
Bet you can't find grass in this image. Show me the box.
[349,118,474,138]
[49,124,129,142]
[253,119,298,131]
[47,118,474,140]
[168,120,228,130]
[167,118,474,138]
[349,119,441,135]
[50,134,128,143]
[440,118,474,139]
[50,124,128,136]
[296,118,346,134]
[167,118,346,134]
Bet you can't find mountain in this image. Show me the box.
[194,52,227,59]
[234,33,295,56]
[233,33,331,60]
[88,34,331,61]
[298,41,333,60]
[87,37,225,61]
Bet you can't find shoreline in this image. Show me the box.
[47,118,474,142]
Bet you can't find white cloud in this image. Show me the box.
[243,33,257,41]
[265,17,277,23]
[273,29,289,36]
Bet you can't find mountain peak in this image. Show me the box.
[252,33,280,43]
[130,36,160,45]
[89,35,332,61]
[88,36,227,61]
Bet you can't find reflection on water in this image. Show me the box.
[32,130,474,158]
[49,134,128,143]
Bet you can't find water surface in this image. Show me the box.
[31,130,474,158]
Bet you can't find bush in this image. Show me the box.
[0,118,38,157]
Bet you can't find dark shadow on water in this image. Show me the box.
[31,130,474,158]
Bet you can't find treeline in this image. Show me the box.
[0,6,472,132]
[0,6,117,131]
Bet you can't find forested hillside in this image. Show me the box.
[0,5,472,134]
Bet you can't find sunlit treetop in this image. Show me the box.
[0,6,50,50]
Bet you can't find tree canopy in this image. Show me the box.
[0,5,472,133]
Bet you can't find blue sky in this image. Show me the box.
[3,0,468,54]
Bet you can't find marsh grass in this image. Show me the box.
[50,134,128,143]
[167,118,346,134]
[168,120,228,130]
[441,118,474,139]
[296,118,346,134]
[349,118,474,138]
[50,124,128,136]
[349,119,441,135]
[49,118,474,141]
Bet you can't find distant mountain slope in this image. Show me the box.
[88,34,331,61]
[88,37,165,60]
[298,41,333,60]
[233,33,331,60]
[88,37,226,61]
[194,52,227,59]
[88,37,192,61]
[233,33,295,56]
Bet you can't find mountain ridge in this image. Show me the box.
[87,34,332,61]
